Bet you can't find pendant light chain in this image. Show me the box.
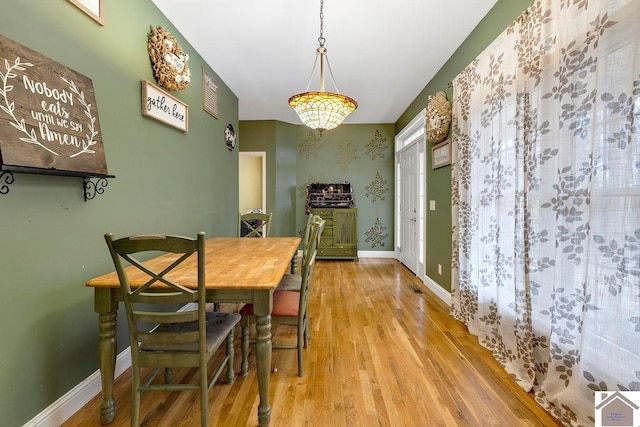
[318,0,325,46]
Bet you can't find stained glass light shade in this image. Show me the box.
[288,91,357,131]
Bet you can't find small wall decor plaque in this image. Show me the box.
[225,124,236,151]
[67,0,104,26]
[0,34,108,175]
[432,139,452,169]
[202,66,218,118]
[141,80,188,132]
[147,26,191,91]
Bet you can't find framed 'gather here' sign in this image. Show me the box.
[141,80,189,132]
[0,34,109,176]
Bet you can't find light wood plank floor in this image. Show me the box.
[64,259,563,426]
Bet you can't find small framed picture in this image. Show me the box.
[67,0,104,26]
[202,66,219,119]
[432,139,452,169]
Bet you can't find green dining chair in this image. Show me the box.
[277,213,319,292]
[239,217,325,377]
[238,211,273,238]
[104,232,240,427]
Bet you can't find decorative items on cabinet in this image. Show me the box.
[305,182,355,210]
[306,182,358,260]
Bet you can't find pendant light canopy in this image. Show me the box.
[288,0,357,131]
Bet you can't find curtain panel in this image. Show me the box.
[451,0,639,425]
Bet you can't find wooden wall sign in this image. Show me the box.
[0,34,108,175]
[141,80,188,132]
[202,66,218,118]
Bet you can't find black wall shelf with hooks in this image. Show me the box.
[0,164,115,201]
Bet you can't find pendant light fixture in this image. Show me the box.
[288,0,357,131]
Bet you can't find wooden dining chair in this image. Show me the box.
[104,232,240,426]
[277,213,319,292]
[239,217,325,377]
[238,212,273,238]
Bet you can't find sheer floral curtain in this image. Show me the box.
[450,0,640,425]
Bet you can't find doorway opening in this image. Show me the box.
[239,152,266,213]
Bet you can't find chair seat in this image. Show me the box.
[141,312,240,352]
[240,290,299,318]
[276,273,302,291]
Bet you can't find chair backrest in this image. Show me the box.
[238,212,273,238]
[104,232,206,363]
[298,217,325,317]
[299,214,317,264]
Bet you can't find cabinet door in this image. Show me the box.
[333,209,357,246]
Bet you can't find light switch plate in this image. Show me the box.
[430,200,436,211]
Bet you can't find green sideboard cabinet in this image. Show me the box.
[310,207,358,260]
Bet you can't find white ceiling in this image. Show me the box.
[151,0,498,125]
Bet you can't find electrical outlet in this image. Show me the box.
[438,264,442,275]
[430,200,436,211]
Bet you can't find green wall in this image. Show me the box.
[241,122,395,250]
[294,125,395,250]
[0,1,238,425]
[396,0,534,292]
[239,120,298,237]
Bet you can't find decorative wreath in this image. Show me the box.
[147,26,191,91]
[426,91,452,143]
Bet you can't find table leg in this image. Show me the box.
[95,288,117,424]
[254,291,273,426]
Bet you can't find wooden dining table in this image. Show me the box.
[85,236,301,426]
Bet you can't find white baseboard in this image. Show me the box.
[24,347,132,427]
[358,250,395,258]
[423,274,452,305]
[297,250,396,259]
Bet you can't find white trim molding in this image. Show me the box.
[25,347,132,427]
[297,250,396,259]
[358,250,395,258]
[423,275,452,305]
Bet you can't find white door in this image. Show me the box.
[395,110,426,279]
[398,143,419,273]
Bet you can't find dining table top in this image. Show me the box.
[85,236,301,290]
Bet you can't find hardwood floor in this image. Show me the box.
[63,259,563,426]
